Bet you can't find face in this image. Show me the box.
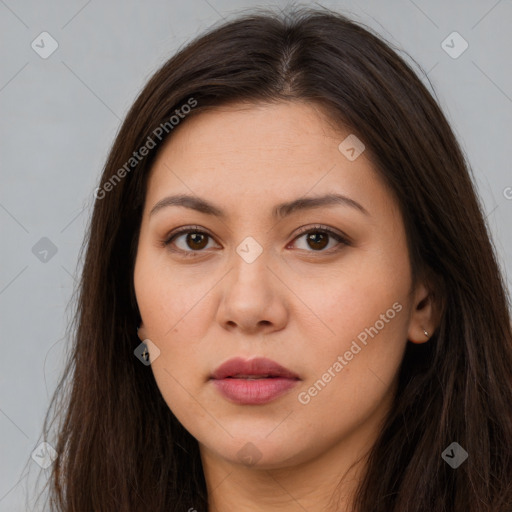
[134,101,431,471]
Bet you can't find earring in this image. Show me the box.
[422,327,430,338]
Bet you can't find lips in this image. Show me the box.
[210,357,300,405]
[211,357,300,380]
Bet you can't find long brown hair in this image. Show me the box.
[37,6,512,511]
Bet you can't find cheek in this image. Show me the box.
[290,251,410,343]
[297,285,408,383]
[134,265,215,430]
[133,250,219,402]
[292,291,408,447]
[290,254,411,408]
[134,248,216,343]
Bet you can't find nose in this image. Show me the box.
[216,249,289,335]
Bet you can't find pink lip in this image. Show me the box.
[210,357,300,405]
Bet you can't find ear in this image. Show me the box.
[407,280,437,344]
[137,323,147,342]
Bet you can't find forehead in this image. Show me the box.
[144,101,396,223]
[153,101,344,166]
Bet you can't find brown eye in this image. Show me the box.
[291,226,349,253]
[164,228,219,255]
[305,232,329,250]
[186,232,208,250]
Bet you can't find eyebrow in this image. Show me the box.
[149,193,369,219]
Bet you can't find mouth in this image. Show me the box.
[211,356,300,380]
[226,375,280,379]
[210,357,300,405]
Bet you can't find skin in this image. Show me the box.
[134,101,436,511]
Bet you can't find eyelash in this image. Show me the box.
[162,224,350,258]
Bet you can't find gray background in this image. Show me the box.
[1,0,511,510]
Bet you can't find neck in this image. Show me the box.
[200,414,383,512]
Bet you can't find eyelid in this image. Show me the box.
[162,223,350,255]
[162,225,219,255]
[291,224,351,245]
[164,225,212,242]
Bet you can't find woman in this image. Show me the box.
[38,6,512,511]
